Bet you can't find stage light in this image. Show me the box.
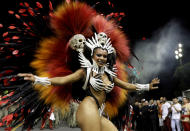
[178,48,182,52]
[178,43,182,48]
[175,42,183,65]
[179,53,183,57]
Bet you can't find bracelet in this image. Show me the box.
[135,84,150,91]
[33,75,51,86]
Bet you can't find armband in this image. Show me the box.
[136,84,149,91]
[33,75,51,86]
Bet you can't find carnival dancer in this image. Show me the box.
[18,32,160,131]
[1,1,160,131]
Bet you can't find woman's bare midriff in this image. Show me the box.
[90,87,106,106]
[89,72,112,106]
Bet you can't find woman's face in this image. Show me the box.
[93,48,108,67]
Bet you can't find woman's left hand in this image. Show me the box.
[150,78,160,90]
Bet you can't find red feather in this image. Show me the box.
[36,2,43,8]
[8,26,16,29]
[4,38,11,41]
[28,8,35,16]
[20,14,28,17]
[19,3,24,6]
[15,14,21,19]
[49,0,53,11]
[92,15,130,61]
[0,23,3,28]
[50,2,96,41]
[66,0,71,3]
[24,2,30,8]
[23,22,29,27]
[18,9,26,13]
[12,36,20,40]
[3,32,9,37]
[8,10,14,15]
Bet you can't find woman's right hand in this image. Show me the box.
[17,73,35,82]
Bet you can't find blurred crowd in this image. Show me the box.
[128,97,190,131]
[1,94,190,131]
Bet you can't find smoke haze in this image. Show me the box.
[129,19,190,83]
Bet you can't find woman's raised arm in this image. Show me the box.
[114,77,160,91]
[18,68,85,86]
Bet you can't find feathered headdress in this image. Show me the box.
[85,33,114,55]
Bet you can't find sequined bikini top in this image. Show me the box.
[89,70,114,93]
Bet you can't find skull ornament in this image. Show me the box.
[97,32,108,46]
[69,34,86,52]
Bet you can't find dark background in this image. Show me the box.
[1,0,190,41]
[0,0,190,100]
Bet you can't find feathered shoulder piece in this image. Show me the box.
[31,2,97,116]
[92,15,130,61]
[31,2,131,118]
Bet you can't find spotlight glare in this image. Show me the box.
[175,55,179,59]
[178,43,182,48]
[179,53,183,57]
[178,48,182,52]
[175,50,178,54]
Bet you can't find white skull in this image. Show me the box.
[69,34,86,52]
[97,32,108,46]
